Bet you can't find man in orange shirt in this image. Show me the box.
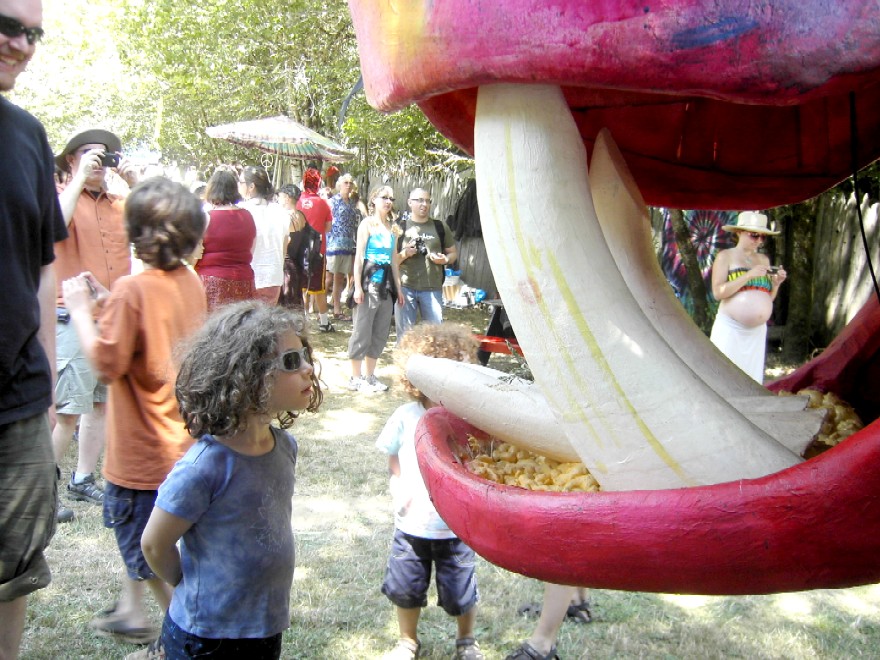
[52,128,137,519]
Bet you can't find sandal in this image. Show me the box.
[566,599,593,623]
[382,638,421,659]
[504,641,559,660]
[332,312,352,322]
[454,637,485,660]
[89,604,157,645]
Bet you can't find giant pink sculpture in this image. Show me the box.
[347,0,880,594]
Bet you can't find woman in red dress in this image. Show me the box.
[194,169,257,311]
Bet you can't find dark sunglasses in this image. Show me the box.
[276,347,311,373]
[0,14,44,45]
[747,232,766,240]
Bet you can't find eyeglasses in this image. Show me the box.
[378,195,395,202]
[409,198,432,205]
[747,232,766,240]
[0,13,44,45]
[275,347,312,373]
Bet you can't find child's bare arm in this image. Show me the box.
[62,275,100,363]
[141,507,193,587]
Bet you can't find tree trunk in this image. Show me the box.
[773,201,815,362]
[670,209,711,333]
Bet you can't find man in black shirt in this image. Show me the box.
[0,1,68,657]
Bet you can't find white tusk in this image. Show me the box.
[473,83,800,490]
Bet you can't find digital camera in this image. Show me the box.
[413,236,429,256]
[100,152,120,168]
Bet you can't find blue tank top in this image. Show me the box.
[365,227,393,283]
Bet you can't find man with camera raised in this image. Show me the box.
[396,187,457,342]
[51,128,137,521]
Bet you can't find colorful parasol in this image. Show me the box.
[205,115,357,162]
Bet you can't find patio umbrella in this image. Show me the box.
[206,115,357,163]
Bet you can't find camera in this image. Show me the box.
[413,236,429,256]
[768,266,781,275]
[100,152,120,168]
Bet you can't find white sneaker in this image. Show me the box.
[364,374,389,392]
[347,376,364,391]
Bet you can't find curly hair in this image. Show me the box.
[204,168,241,205]
[175,302,322,438]
[126,177,206,270]
[394,323,479,402]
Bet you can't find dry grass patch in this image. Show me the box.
[23,305,880,659]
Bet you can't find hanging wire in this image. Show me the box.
[849,91,880,306]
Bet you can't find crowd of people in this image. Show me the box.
[1,3,789,659]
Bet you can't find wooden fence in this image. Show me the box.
[811,193,880,344]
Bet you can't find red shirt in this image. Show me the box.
[195,208,256,281]
[297,191,332,255]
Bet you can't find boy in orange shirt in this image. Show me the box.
[63,177,207,646]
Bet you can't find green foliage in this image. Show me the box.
[11,0,457,173]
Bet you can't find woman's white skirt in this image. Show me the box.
[709,312,767,384]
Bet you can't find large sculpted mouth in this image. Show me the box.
[348,0,880,594]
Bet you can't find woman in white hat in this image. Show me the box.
[709,211,787,383]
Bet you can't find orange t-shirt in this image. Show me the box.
[92,267,207,490]
[55,187,130,307]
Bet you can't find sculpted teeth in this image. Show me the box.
[470,83,800,491]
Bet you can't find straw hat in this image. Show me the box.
[721,211,779,235]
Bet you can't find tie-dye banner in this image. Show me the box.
[660,209,737,317]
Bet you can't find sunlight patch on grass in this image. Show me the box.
[661,594,714,610]
[773,592,815,618]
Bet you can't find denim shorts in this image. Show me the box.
[103,482,158,580]
[161,613,282,659]
[381,529,479,616]
[0,413,57,601]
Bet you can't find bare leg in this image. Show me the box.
[0,597,27,660]
[350,359,363,379]
[332,272,346,314]
[364,356,378,379]
[75,405,105,476]
[526,583,576,656]
[456,605,477,639]
[51,412,79,463]
[395,606,421,645]
[113,578,151,629]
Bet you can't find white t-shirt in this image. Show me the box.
[375,401,455,539]
[241,199,289,289]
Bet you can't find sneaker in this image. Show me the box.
[382,638,420,660]
[67,474,104,504]
[57,501,75,524]
[318,322,335,333]
[347,376,364,391]
[124,638,165,660]
[364,374,389,392]
[454,637,485,660]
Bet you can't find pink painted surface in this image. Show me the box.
[348,0,880,208]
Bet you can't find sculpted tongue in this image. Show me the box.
[471,83,799,490]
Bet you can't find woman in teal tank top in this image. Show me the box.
[347,185,404,393]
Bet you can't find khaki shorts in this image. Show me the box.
[0,413,56,601]
[55,317,107,415]
[327,254,354,275]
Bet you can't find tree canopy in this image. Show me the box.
[11,0,460,174]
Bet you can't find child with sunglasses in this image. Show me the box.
[137,301,322,660]
[62,177,208,648]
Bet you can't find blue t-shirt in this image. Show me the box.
[157,427,298,638]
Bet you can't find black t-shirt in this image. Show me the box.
[0,97,67,424]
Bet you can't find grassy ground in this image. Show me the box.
[27,305,880,659]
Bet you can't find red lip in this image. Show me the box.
[414,297,880,594]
